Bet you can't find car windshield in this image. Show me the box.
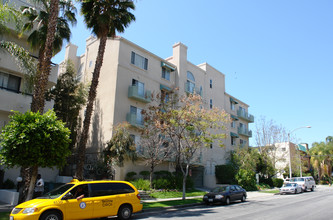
[42,184,74,199]
[211,186,229,193]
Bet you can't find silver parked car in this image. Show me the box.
[280,183,302,194]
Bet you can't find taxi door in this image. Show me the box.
[89,183,119,218]
[61,184,94,220]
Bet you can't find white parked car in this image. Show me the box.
[290,177,316,192]
[280,183,302,194]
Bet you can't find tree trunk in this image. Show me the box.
[30,0,59,113]
[76,34,108,180]
[150,164,154,189]
[182,164,189,201]
[23,0,59,201]
[25,166,38,201]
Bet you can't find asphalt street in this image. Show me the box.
[133,185,333,220]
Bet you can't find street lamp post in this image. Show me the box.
[288,126,311,179]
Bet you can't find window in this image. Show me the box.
[90,183,134,197]
[132,79,145,97]
[231,137,236,146]
[230,101,235,111]
[0,72,21,93]
[210,143,213,149]
[210,99,213,109]
[186,71,195,93]
[130,106,143,125]
[231,121,236,128]
[162,67,170,81]
[210,79,212,89]
[131,51,148,70]
[89,60,93,67]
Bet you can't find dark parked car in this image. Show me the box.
[203,185,247,205]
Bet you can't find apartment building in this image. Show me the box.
[0,0,59,183]
[266,142,310,179]
[62,36,254,188]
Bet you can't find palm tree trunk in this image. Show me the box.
[25,0,59,201]
[31,0,59,113]
[76,34,108,180]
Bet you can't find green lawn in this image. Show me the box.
[143,198,203,209]
[0,212,10,220]
[149,189,206,199]
[259,189,279,194]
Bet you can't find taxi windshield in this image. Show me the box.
[43,184,74,199]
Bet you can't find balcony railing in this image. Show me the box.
[128,85,151,103]
[184,82,202,96]
[126,112,144,128]
[237,109,254,123]
[238,127,252,137]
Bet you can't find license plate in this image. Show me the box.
[209,199,213,202]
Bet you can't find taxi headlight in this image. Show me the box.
[22,207,37,214]
[215,195,224,199]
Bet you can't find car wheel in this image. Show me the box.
[294,189,297,194]
[311,186,314,191]
[225,197,230,205]
[241,195,246,202]
[40,211,62,220]
[118,205,132,220]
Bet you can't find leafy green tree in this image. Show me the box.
[76,0,135,179]
[46,60,87,149]
[104,123,137,179]
[235,169,257,191]
[0,110,71,200]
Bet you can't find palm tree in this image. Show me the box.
[76,0,135,179]
[22,0,76,113]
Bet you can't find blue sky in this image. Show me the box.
[53,0,333,147]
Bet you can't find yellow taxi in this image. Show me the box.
[10,179,143,220]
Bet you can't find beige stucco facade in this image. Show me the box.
[61,36,254,188]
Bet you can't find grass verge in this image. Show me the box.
[0,212,10,220]
[149,190,206,199]
[259,189,279,194]
[143,198,203,209]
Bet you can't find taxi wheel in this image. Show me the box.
[40,210,62,220]
[117,204,132,220]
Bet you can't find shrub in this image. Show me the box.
[154,170,172,179]
[139,171,150,179]
[2,179,15,189]
[235,169,257,191]
[125,172,137,181]
[153,178,172,189]
[259,177,273,187]
[272,178,284,187]
[215,164,236,184]
[131,179,150,191]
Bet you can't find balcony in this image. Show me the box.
[126,112,144,128]
[238,127,252,137]
[128,85,151,103]
[237,109,254,123]
[0,88,54,113]
[184,82,202,96]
